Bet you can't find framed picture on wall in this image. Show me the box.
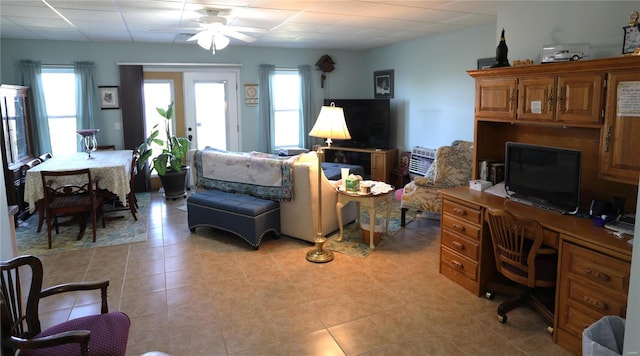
[98,86,120,110]
[374,69,394,98]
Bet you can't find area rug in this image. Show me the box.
[16,193,149,256]
[325,199,417,258]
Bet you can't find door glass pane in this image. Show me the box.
[143,82,173,173]
[194,82,226,150]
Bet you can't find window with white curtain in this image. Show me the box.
[272,70,301,148]
[41,67,77,156]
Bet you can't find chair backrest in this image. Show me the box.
[130,150,140,189]
[1,256,45,352]
[40,168,96,199]
[39,153,52,162]
[485,209,544,288]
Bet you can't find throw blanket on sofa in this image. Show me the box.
[194,149,296,201]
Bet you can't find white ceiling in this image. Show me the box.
[0,1,497,51]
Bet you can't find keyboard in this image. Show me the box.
[605,215,636,236]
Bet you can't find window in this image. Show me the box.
[272,70,302,149]
[41,68,77,156]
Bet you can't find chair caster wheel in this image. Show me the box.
[497,314,507,323]
[485,291,495,299]
[546,326,554,335]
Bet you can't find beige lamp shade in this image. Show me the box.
[309,103,351,142]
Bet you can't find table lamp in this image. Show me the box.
[306,102,351,263]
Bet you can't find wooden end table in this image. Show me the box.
[335,183,393,249]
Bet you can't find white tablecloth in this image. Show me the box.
[25,150,133,213]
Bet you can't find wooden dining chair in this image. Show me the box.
[40,169,105,249]
[1,255,130,355]
[38,153,52,162]
[103,150,139,221]
[20,158,45,232]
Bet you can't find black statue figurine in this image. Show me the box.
[491,28,511,68]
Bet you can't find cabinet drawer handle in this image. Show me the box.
[452,208,466,216]
[451,260,463,269]
[452,223,465,232]
[583,295,608,310]
[452,241,465,250]
[604,125,612,153]
[558,88,564,110]
[584,268,611,282]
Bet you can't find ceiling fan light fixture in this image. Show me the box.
[214,33,230,50]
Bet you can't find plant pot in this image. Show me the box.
[159,166,189,200]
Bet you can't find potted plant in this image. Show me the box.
[138,102,190,199]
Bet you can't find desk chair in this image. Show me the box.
[485,208,557,330]
[40,169,105,249]
[1,255,130,355]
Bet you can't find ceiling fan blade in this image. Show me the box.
[220,28,256,43]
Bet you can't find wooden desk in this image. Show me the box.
[439,187,632,355]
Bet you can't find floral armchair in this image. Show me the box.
[400,140,473,226]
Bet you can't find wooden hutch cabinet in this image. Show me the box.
[1,85,35,223]
[599,71,640,185]
[441,56,640,355]
[517,73,604,125]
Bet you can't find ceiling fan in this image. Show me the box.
[177,9,267,54]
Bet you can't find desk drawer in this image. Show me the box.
[566,278,627,316]
[563,243,630,294]
[559,300,602,342]
[441,247,477,281]
[442,214,480,241]
[442,199,481,224]
[441,230,479,261]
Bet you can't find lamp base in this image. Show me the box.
[306,248,334,263]
[305,233,334,263]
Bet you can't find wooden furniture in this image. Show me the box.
[462,57,639,354]
[323,147,397,184]
[0,85,35,224]
[24,150,133,215]
[335,185,392,249]
[484,208,557,327]
[40,169,105,248]
[469,56,639,209]
[439,187,632,355]
[0,255,130,355]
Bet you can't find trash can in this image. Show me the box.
[582,315,625,356]
[360,214,385,245]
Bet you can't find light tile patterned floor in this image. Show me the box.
[34,192,572,355]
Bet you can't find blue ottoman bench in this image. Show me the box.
[187,190,280,249]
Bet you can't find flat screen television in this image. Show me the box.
[323,99,390,149]
[504,142,581,214]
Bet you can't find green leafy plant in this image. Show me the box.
[138,102,189,176]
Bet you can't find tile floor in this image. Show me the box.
[33,192,572,356]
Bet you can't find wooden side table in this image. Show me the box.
[335,184,392,249]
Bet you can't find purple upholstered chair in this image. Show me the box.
[1,255,130,356]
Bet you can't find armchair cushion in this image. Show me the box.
[400,140,473,216]
[20,312,130,356]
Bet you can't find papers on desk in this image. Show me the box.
[484,182,507,198]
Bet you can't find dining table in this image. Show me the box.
[24,150,133,213]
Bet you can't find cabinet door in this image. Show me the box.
[556,73,603,125]
[370,152,387,182]
[600,72,640,184]
[475,78,517,120]
[518,76,556,122]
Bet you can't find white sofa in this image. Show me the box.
[188,149,355,243]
